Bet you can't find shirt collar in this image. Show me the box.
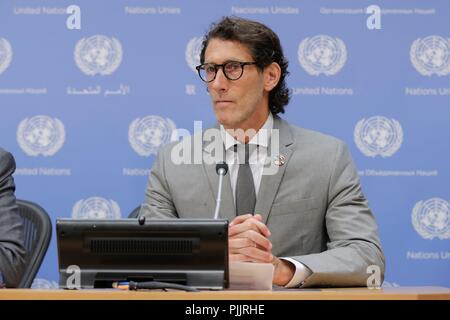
[220,112,273,151]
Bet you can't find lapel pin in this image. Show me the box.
[274,154,286,166]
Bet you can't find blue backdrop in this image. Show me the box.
[1,0,449,288]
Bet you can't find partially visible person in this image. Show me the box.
[0,148,25,288]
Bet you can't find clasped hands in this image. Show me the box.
[228,213,295,286]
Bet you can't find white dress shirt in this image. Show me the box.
[220,113,312,288]
[220,113,273,204]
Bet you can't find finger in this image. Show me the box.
[229,236,271,253]
[229,237,255,250]
[229,218,271,237]
[229,213,263,227]
[238,246,273,263]
[254,214,263,221]
[229,253,253,263]
[229,232,272,254]
[229,214,253,227]
[242,230,272,251]
[229,243,269,257]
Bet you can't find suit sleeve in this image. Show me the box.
[0,151,26,288]
[294,141,385,287]
[139,146,178,219]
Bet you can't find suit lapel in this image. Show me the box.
[255,116,294,224]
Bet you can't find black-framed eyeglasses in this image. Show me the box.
[195,61,257,83]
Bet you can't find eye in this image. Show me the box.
[204,64,216,74]
[225,61,241,72]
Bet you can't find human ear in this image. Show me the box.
[263,62,281,91]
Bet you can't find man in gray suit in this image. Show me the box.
[141,17,385,288]
[0,148,26,287]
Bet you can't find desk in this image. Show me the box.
[1,287,450,300]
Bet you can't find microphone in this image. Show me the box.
[213,162,228,219]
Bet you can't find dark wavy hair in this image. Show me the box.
[200,16,290,114]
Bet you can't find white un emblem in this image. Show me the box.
[185,37,203,73]
[410,35,450,76]
[412,198,450,240]
[129,115,177,157]
[72,197,121,219]
[298,35,347,76]
[354,116,403,158]
[17,115,65,157]
[74,35,123,76]
[0,38,13,75]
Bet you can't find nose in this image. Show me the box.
[209,67,229,92]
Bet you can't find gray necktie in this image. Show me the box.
[235,144,256,216]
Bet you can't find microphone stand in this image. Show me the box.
[214,162,228,219]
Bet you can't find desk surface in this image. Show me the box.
[1,287,450,300]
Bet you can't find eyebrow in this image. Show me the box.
[203,59,246,64]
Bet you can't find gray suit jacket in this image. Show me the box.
[0,148,25,287]
[141,116,385,287]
